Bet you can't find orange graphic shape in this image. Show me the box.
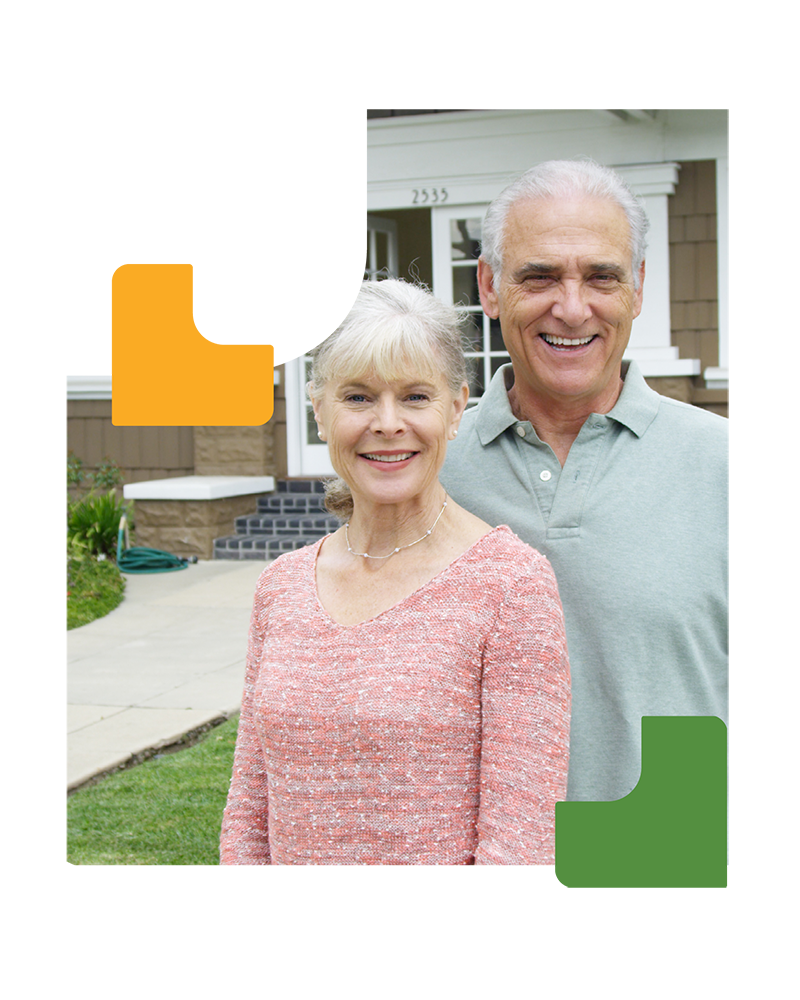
[67,110,288,426]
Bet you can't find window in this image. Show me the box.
[432,206,510,403]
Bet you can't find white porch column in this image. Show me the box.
[617,163,700,377]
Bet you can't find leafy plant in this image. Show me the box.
[68,489,131,559]
[67,533,89,578]
[67,536,87,617]
[67,451,86,487]
[89,457,125,490]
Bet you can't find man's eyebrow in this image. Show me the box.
[511,261,628,281]
[510,262,557,281]
[588,262,626,278]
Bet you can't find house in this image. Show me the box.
[67,109,728,558]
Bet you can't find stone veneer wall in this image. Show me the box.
[134,495,264,560]
[193,425,275,476]
[641,376,687,404]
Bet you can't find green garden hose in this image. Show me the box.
[116,514,194,574]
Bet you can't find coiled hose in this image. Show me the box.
[116,514,195,574]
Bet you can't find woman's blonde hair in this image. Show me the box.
[308,279,468,519]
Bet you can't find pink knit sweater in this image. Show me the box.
[219,526,570,865]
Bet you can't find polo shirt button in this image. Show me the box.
[540,470,552,481]
[515,425,526,437]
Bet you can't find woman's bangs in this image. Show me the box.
[333,322,441,388]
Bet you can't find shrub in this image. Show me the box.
[89,457,125,490]
[68,489,131,559]
[67,451,86,488]
[67,535,90,608]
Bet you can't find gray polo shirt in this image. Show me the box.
[440,362,728,803]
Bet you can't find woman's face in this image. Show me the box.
[312,366,469,509]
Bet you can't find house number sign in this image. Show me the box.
[411,187,448,204]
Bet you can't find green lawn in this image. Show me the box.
[67,714,240,865]
[67,538,237,865]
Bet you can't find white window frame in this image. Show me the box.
[431,203,509,403]
[704,156,728,388]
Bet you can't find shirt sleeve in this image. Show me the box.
[475,552,571,865]
[219,568,275,865]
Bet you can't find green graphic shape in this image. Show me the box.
[556,716,727,887]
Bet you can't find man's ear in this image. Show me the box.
[477,258,501,319]
[632,261,645,319]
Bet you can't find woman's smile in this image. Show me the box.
[312,370,467,509]
[358,449,418,467]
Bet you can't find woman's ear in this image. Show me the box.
[309,388,327,442]
[449,382,469,438]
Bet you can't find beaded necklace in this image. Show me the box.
[344,496,449,560]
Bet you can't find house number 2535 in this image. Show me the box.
[411,187,448,204]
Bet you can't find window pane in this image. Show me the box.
[467,357,485,397]
[491,355,511,379]
[452,264,479,307]
[459,311,483,352]
[490,316,505,352]
[465,355,483,396]
[450,218,482,260]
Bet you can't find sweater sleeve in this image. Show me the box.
[474,552,571,865]
[219,567,275,865]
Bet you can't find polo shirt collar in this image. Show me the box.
[475,365,519,445]
[474,360,661,446]
[608,361,661,438]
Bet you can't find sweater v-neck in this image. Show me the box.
[311,525,509,628]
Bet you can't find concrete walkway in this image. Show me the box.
[67,559,268,791]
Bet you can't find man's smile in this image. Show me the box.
[540,333,597,350]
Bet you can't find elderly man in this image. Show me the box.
[440,159,727,803]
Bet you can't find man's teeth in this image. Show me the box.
[542,334,594,346]
[362,452,415,462]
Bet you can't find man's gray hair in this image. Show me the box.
[481,159,650,291]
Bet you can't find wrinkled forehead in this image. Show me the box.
[504,194,633,260]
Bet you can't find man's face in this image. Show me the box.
[478,195,644,414]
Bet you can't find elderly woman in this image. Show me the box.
[220,279,570,865]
